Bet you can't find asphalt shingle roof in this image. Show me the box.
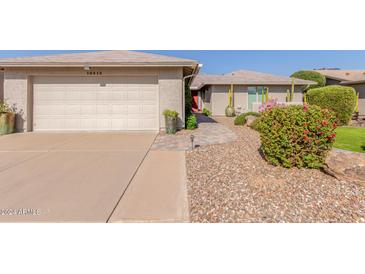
[0,50,198,67]
[191,70,316,90]
[315,69,365,82]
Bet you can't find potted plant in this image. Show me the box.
[0,102,15,135]
[225,84,236,117]
[163,109,179,134]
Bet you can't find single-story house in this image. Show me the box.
[0,51,199,132]
[314,69,365,116]
[0,71,3,100]
[190,70,315,115]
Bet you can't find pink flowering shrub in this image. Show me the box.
[255,104,336,168]
[258,99,284,112]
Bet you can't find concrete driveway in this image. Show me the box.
[0,132,156,222]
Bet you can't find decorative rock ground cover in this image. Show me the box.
[186,116,365,223]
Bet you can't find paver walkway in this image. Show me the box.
[151,114,237,151]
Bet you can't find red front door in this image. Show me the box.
[191,90,199,112]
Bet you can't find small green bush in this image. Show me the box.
[291,70,326,90]
[163,109,179,118]
[234,114,246,126]
[202,108,212,116]
[250,116,262,131]
[234,112,260,126]
[256,105,336,169]
[185,87,192,117]
[186,115,197,130]
[306,85,356,125]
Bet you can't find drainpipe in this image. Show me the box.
[182,64,203,127]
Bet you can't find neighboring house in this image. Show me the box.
[315,69,365,115]
[0,71,3,101]
[0,51,199,132]
[190,70,315,115]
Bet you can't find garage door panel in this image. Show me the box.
[33,76,159,131]
[127,105,141,114]
[127,90,141,100]
[143,91,157,101]
[111,105,128,114]
[35,90,65,101]
[80,92,97,101]
[141,119,157,129]
[80,105,97,115]
[64,105,81,115]
[37,105,65,115]
[64,119,81,129]
[141,105,156,114]
[80,119,97,130]
[111,119,128,130]
[96,119,112,130]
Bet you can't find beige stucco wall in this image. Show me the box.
[267,85,303,102]
[210,85,249,115]
[350,83,365,115]
[3,67,184,132]
[207,84,304,115]
[233,86,248,113]
[3,72,30,131]
[158,67,183,128]
[201,86,212,111]
[0,72,4,101]
[211,86,228,115]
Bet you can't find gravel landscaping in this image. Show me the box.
[186,116,365,223]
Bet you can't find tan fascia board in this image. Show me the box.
[323,75,350,82]
[191,82,313,89]
[190,83,205,90]
[0,62,198,68]
[341,79,365,85]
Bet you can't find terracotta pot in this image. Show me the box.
[165,116,177,134]
[0,112,15,135]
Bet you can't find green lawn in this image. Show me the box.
[334,127,365,153]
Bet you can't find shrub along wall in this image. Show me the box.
[306,85,356,125]
[256,105,337,169]
[234,112,260,125]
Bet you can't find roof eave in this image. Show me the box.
[191,82,313,89]
[322,75,350,82]
[0,62,198,68]
[341,79,365,85]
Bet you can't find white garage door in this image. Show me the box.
[33,76,159,131]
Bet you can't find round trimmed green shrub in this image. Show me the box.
[306,85,356,125]
[186,114,197,130]
[291,70,326,90]
[202,108,212,117]
[234,112,260,126]
[256,105,336,169]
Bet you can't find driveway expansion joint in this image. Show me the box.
[106,133,158,223]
